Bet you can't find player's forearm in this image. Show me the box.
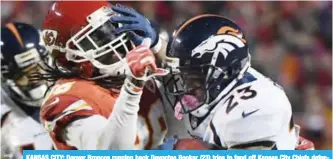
[98,78,142,150]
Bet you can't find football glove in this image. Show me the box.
[125,41,168,88]
[295,136,315,150]
[111,4,158,47]
[294,124,315,150]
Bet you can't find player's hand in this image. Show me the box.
[295,136,315,150]
[110,4,157,47]
[126,43,168,86]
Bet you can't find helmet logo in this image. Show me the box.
[217,26,246,43]
[42,29,58,53]
[43,31,56,46]
[191,34,245,59]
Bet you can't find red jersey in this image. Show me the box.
[40,78,167,150]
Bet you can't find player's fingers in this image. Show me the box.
[140,55,155,65]
[296,144,314,150]
[112,4,136,17]
[296,138,315,150]
[113,24,141,35]
[110,16,138,24]
[128,32,144,45]
[126,46,149,61]
[153,68,169,76]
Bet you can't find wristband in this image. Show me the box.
[124,77,144,94]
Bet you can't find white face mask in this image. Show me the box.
[8,80,48,107]
[28,84,48,100]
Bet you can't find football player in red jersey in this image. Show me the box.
[37,1,172,150]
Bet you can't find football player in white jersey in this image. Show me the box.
[1,22,54,158]
[112,8,315,150]
[162,14,309,150]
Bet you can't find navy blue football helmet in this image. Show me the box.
[1,22,49,107]
[164,14,251,117]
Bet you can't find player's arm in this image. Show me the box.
[99,41,168,149]
[43,27,167,151]
[110,4,168,66]
[110,5,190,145]
[96,78,142,150]
[42,91,141,150]
[42,79,148,150]
[103,4,168,150]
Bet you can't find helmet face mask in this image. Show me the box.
[42,2,135,82]
[164,63,227,115]
[64,6,134,79]
[1,22,50,107]
[9,52,49,107]
[164,14,251,117]
[6,78,48,107]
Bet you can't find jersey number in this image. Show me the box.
[225,85,257,114]
[42,82,75,106]
[51,82,75,95]
[209,85,257,146]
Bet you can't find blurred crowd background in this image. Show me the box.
[1,1,332,149]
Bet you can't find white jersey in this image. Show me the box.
[1,89,53,158]
[181,68,297,149]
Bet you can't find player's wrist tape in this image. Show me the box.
[124,77,144,94]
[151,36,162,53]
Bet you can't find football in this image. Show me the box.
[174,138,210,150]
